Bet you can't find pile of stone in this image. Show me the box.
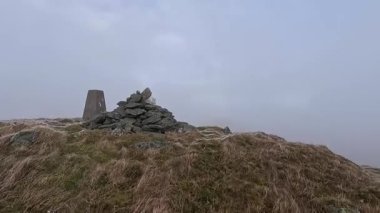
[83,88,194,133]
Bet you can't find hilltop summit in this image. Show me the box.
[0,119,379,212]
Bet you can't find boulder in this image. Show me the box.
[141,88,152,102]
[92,113,106,124]
[127,93,142,103]
[158,117,177,129]
[120,118,136,126]
[144,104,158,110]
[223,126,232,134]
[142,124,164,132]
[117,101,127,107]
[98,123,118,129]
[132,126,142,133]
[142,113,162,125]
[124,103,143,109]
[11,131,38,145]
[175,122,196,133]
[124,108,146,117]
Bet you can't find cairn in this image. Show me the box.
[83,88,194,133]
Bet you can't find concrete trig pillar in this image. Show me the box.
[82,90,106,121]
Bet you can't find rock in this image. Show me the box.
[103,118,113,125]
[120,118,136,126]
[111,128,126,136]
[92,113,107,124]
[123,125,133,132]
[98,123,118,129]
[127,93,142,103]
[144,104,158,110]
[124,103,143,109]
[117,101,127,107]
[124,108,146,117]
[223,126,232,134]
[132,126,142,133]
[142,124,164,132]
[141,88,152,102]
[142,113,162,125]
[144,111,159,118]
[11,131,38,145]
[158,117,177,129]
[134,120,143,127]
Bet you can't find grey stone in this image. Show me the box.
[163,112,174,118]
[158,117,177,128]
[139,114,148,120]
[123,125,133,132]
[11,131,38,145]
[144,104,158,110]
[112,113,122,120]
[142,124,164,132]
[132,126,142,133]
[144,111,159,118]
[124,108,146,117]
[120,118,136,126]
[98,123,118,129]
[124,103,143,109]
[127,93,142,103]
[83,90,106,121]
[223,126,232,134]
[103,118,113,125]
[117,101,127,107]
[134,120,142,127]
[159,108,169,113]
[141,88,152,102]
[142,113,162,125]
[91,113,106,124]
[113,108,127,117]
[111,128,127,136]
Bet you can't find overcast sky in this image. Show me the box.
[0,0,379,166]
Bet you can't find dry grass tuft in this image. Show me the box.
[0,123,379,212]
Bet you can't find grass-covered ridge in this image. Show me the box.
[0,120,379,212]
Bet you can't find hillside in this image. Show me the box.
[0,119,379,212]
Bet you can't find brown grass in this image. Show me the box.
[0,123,379,212]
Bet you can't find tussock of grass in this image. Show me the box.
[0,124,379,212]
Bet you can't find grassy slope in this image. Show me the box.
[0,121,379,213]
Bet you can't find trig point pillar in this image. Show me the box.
[82,90,106,121]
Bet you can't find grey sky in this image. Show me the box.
[1,0,379,166]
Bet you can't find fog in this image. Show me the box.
[1,0,379,166]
